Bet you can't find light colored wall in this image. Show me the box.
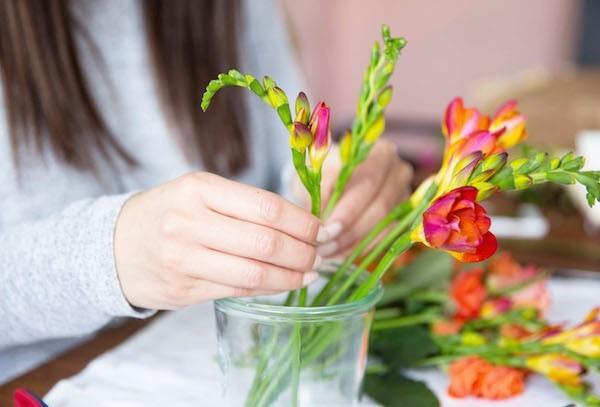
[282,0,581,123]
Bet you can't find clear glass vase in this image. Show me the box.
[214,271,382,407]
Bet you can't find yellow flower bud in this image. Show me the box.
[339,130,353,164]
[364,115,385,144]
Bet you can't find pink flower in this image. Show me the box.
[413,186,497,262]
[443,98,490,146]
[308,101,331,170]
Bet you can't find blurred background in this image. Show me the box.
[283,0,600,271]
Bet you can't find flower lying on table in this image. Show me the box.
[367,251,600,407]
[202,23,600,407]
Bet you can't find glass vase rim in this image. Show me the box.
[215,272,383,320]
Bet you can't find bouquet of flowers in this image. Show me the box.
[202,24,600,406]
[365,251,600,406]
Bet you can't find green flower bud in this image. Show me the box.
[267,86,288,108]
[295,92,311,124]
[514,174,533,189]
[289,122,313,153]
[460,331,486,346]
[377,86,393,108]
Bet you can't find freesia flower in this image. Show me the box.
[448,356,525,399]
[412,186,497,262]
[487,253,550,316]
[543,307,600,358]
[451,268,487,319]
[442,98,490,146]
[479,297,512,319]
[308,101,331,171]
[525,354,584,386]
[432,318,463,336]
[489,100,528,149]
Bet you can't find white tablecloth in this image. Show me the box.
[45,278,600,407]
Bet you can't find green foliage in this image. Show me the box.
[363,370,439,407]
[489,146,600,207]
[370,326,439,369]
[379,249,453,306]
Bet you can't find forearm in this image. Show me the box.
[0,193,153,349]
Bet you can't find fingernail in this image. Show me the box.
[312,254,323,269]
[317,241,339,257]
[302,271,319,286]
[316,222,343,243]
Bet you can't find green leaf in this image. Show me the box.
[363,371,439,407]
[379,250,453,306]
[370,326,438,369]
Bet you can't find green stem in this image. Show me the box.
[311,201,412,306]
[372,311,441,331]
[325,213,416,306]
[349,232,413,301]
[322,164,354,218]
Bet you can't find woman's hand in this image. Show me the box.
[317,139,413,257]
[114,172,321,310]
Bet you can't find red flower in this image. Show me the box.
[413,186,497,262]
[451,268,487,319]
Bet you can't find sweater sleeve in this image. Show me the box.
[0,192,153,349]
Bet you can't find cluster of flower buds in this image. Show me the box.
[289,92,331,172]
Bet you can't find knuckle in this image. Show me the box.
[302,218,320,242]
[178,173,203,196]
[159,210,180,238]
[290,272,304,289]
[396,160,414,180]
[254,230,280,257]
[299,245,317,270]
[259,192,284,223]
[243,263,267,289]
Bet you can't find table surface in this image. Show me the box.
[0,317,155,406]
[1,263,598,406]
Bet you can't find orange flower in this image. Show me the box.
[475,365,526,399]
[432,318,464,336]
[448,356,525,400]
[448,356,493,398]
[451,268,487,320]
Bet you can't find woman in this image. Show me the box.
[0,0,411,382]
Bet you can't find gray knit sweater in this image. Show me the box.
[0,0,301,383]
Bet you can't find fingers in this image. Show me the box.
[172,245,319,291]
[193,173,320,244]
[179,280,281,306]
[319,157,412,257]
[172,209,321,272]
[323,141,396,234]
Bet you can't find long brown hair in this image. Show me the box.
[0,0,248,175]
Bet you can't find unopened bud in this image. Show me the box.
[289,122,313,153]
[295,92,311,124]
[364,115,385,144]
[340,130,353,164]
[377,86,393,108]
[267,86,288,108]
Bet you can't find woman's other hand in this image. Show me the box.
[114,172,321,310]
[317,139,413,257]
